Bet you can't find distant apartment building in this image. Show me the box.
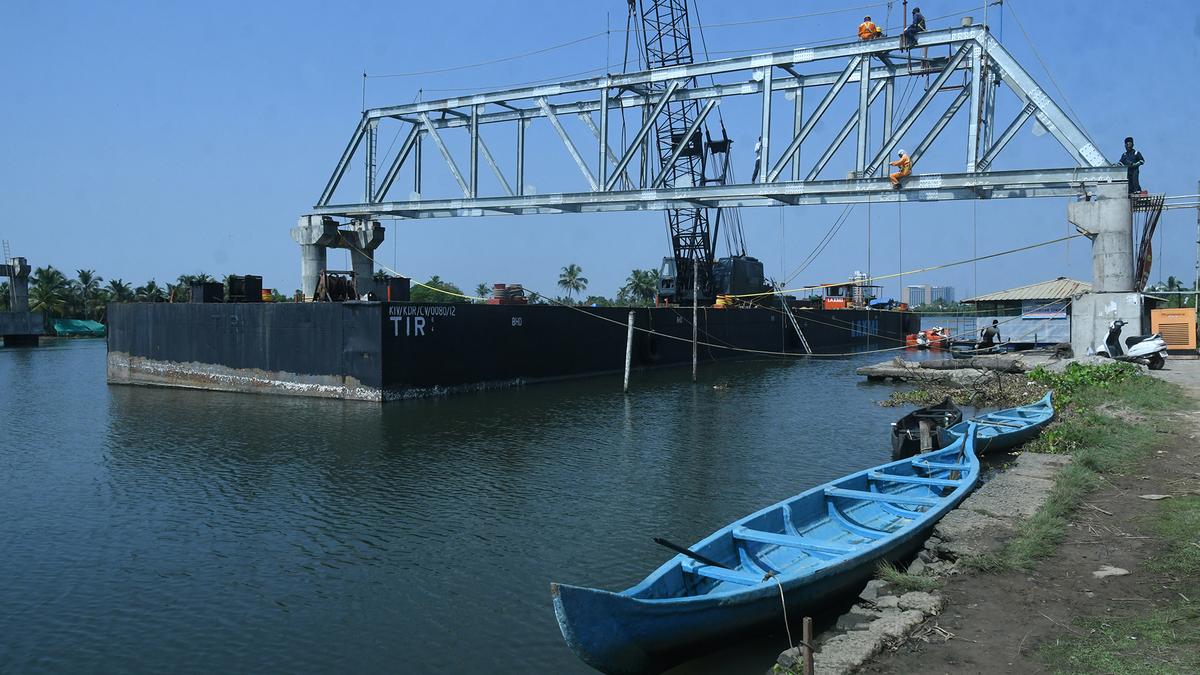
[902,284,954,306]
[929,286,955,304]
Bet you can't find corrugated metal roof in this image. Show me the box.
[963,277,1091,303]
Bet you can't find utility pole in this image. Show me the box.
[1195,179,1199,310]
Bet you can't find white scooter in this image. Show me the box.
[1094,319,1167,370]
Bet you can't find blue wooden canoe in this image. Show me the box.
[551,425,981,674]
[938,392,1054,455]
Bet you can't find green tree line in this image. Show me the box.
[398,264,661,306]
[0,267,294,322]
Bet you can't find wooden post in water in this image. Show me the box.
[691,269,698,382]
[802,616,814,675]
[623,310,635,393]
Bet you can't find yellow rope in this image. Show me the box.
[343,241,1075,359]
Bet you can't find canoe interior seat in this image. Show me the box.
[867,471,958,488]
[732,526,855,554]
[824,487,939,508]
[681,561,761,586]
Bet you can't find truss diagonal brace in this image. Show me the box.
[981,34,1107,167]
[806,79,887,181]
[604,81,679,191]
[537,97,598,191]
[977,102,1036,172]
[652,99,718,189]
[578,113,634,190]
[767,56,862,183]
[866,43,971,175]
[419,112,471,197]
[373,125,419,203]
[477,135,514,196]
[910,86,972,166]
[319,115,367,206]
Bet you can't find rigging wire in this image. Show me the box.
[341,236,1078,358]
[368,3,982,96]
[1003,0,1100,150]
[730,232,1088,299]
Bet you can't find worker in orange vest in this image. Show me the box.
[889,149,912,188]
[858,16,883,40]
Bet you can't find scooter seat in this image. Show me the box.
[1124,333,1160,348]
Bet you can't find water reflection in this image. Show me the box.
[3,340,920,673]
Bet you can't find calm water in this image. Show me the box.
[0,339,918,673]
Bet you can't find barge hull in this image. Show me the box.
[106,302,916,401]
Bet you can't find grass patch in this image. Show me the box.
[1039,490,1200,673]
[961,367,1185,572]
[1039,602,1200,674]
[1147,496,1200,578]
[875,561,942,592]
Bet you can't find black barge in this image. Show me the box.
[106,302,917,401]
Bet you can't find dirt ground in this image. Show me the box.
[860,360,1200,674]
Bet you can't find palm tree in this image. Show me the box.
[557,264,588,301]
[29,266,71,317]
[74,269,104,320]
[105,279,135,303]
[474,283,491,302]
[135,279,166,302]
[618,268,659,305]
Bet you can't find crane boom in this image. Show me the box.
[637,0,718,304]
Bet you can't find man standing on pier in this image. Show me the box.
[1120,136,1145,194]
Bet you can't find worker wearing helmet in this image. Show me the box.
[858,16,883,40]
[901,7,926,50]
[889,149,912,188]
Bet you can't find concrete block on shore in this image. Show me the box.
[810,610,926,674]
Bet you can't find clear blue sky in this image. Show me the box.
[3,0,1198,300]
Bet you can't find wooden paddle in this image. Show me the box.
[653,537,730,569]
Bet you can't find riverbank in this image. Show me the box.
[858,359,1200,673]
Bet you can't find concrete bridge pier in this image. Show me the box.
[1068,183,1141,355]
[345,220,385,299]
[1,256,44,345]
[290,216,385,301]
[3,256,31,311]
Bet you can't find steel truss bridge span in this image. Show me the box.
[313,25,1124,221]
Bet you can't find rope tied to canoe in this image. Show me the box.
[764,571,795,652]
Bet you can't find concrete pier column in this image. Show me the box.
[299,245,327,300]
[8,257,31,312]
[290,216,340,300]
[1068,183,1133,292]
[344,221,385,299]
[1068,183,1140,355]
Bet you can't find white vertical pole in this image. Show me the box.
[623,310,635,393]
[692,269,699,382]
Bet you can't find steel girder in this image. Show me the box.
[313,25,1113,221]
[315,166,1127,219]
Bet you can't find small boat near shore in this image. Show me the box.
[551,426,981,674]
[939,392,1054,454]
[906,327,951,350]
[890,397,963,459]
